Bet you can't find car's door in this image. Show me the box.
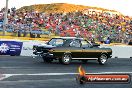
[68,39,84,58]
[81,40,99,58]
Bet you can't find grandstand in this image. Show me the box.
[0,3,132,43]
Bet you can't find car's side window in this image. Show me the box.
[81,40,91,47]
[48,38,64,46]
[55,39,64,46]
[70,40,80,47]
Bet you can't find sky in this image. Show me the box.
[0,0,132,16]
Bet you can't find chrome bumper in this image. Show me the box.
[33,51,54,58]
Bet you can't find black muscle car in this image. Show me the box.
[33,37,112,65]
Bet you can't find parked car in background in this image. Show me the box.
[33,37,112,65]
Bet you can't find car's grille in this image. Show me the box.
[36,47,42,52]
[42,50,49,53]
[36,47,49,53]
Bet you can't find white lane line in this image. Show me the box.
[0,67,42,69]
[1,72,132,81]
[0,74,12,81]
[2,72,132,76]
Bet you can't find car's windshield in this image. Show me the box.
[48,38,64,46]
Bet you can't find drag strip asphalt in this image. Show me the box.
[0,56,132,88]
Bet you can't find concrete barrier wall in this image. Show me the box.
[1,39,132,58]
[21,41,47,56]
[21,41,132,58]
[100,45,132,58]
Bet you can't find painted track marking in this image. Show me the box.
[1,72,132,81]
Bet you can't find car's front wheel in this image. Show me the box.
[60,54,72,65]
[98,54,108,65]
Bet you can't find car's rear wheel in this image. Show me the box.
[61,54,72,65]
[42,56,53,63]
[98,54,108,65]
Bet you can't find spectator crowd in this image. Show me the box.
[0,7,132,43]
